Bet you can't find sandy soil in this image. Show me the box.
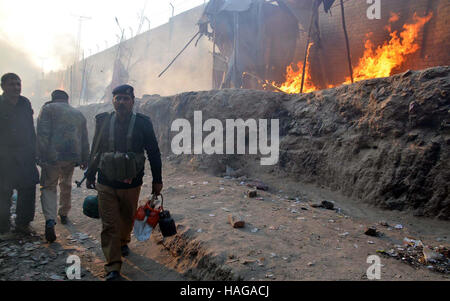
[0,161,448,281]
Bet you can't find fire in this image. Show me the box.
[344,12,432,84]
[274,43,319,94]
[275,13,432,94]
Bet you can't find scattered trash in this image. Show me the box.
[307,262,315,266]
[364,227,380,237]
[197,229,203,233]
[246,180,269,191]
[228,214,245,228]
[377,239,449,274]
[221,207,231,212]
[422,247,444,263]
[403,237,423,248]
[367,241,375,244]
[311,200,334,210]
[49,274,64,281]
[379,221,389,227]
[394,224,403,230]
[240,258,256,265]
[339,232,349,237]
[247,190,257,198]
[251,228,259,233]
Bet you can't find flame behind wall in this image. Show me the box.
[276,13,433,94]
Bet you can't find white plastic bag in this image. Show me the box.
[133,217,153,241]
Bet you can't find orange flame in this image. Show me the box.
[274,43,319,93]
[276,13,432,94]
[344,12,432,84]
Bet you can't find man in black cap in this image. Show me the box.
[37,90,89,242]
[0,73,39,237]
[86,84,162,281]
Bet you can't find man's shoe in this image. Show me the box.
[59,215,68,225]
[121,245,130,257]
[45,220,57,243]
[105,271,121,281]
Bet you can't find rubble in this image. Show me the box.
[364,227,380,237]
[377,238,449,274]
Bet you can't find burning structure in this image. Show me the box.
[198,0,449,93]
[37,0,449,105]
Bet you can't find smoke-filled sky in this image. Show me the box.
[0,0,206,72]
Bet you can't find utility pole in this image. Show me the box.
[71,14,92,63]
[169,3,174,18]
[71,14,91,103]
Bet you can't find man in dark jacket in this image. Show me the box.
[0,73,39,237]
[86,84,162,281]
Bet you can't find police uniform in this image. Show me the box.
[37,91,90,225]
[87,85,162,274]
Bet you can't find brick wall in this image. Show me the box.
[293,0,450,88]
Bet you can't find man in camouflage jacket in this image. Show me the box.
[37,90,89,242]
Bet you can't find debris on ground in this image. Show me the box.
[228,214,245,228]
[311,200,335,210]
[364,227,380,237]
[377,238,449,274]
[247,190,258,198]
[245,180,269,191]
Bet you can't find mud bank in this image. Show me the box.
[79,66,450,220]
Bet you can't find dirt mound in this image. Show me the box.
[79,66,450,220]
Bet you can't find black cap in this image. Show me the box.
[112,84,135,99]
[51,90,69,101]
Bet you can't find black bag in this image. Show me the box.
[157,194,177,237]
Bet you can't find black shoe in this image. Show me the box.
[59,215,68,225]
[121,245,130,257]
[45,220,57,243]
[105,271,121,281]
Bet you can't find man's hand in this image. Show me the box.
[80,163,88,170]
[86,178,96,190]
[152,183,163,196]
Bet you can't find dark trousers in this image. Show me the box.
[0,186,36,232]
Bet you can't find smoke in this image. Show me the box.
[0,39,40,104]
[50,33,78,69]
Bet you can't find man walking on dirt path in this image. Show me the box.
[37,90,90,242]
[0,73,39,239]
[86,84,163,281]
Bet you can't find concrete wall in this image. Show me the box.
[67,5,213,103]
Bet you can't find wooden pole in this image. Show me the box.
[158,31,200,78]
[301,3,316,93]
[340,0,354,83]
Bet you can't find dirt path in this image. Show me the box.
[0,161,448,281]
